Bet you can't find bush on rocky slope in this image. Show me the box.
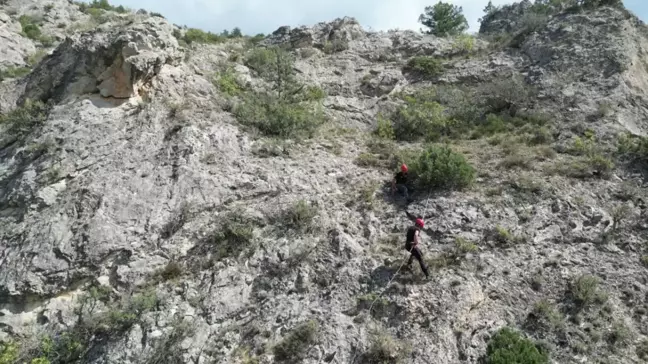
[205,211,256,261]
[391,92,450,142]
[214,67,246,96]
[18,14,53,45]
[182,28,225,45]
[5,285,159,363]
[233,46,327,138]
[0,99,48,139]
[485,327,549,364]
[362,327,411,363]
[0,342,18,364]
[385,78,542,144]
[76,0,128,14]
[406,144,475,191]
[403,56,445,78]
[617,133,648,163]
[234,92,326,138]
[0,66,31,81]
[272,320,318,362]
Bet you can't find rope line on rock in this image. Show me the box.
[367,191,432,315]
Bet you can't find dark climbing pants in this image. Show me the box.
[405,243,429,277]
[396,184,409,199]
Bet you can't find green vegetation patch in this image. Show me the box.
[232,46,327,139]
[486,327,549,364]
[405,144,476,191]
[273,320,318,362]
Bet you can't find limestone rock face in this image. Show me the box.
[20,17,182,104]
[0,13,36,68]
[1,1,648,364]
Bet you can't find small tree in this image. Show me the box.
[419,2,468,37]
[409,144,475,191]
[486,327,548,364]
[479,0,500,23]
[230,27,243,38]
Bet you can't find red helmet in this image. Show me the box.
[401,164,408,172]
[415,218,424,228]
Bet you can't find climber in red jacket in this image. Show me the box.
[405,217,429,278]
[392,163,414,205]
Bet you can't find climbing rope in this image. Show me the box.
[367,191,432,314]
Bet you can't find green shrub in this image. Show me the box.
[282,200,318,232]
[486,327,548,364]
[562,133,614,178]
[29,332,84,364]
[528,300,564,331]
[355,153,381,168]
[587,154,614,177]
[374,114,395,140]
[244,47,295,85]
[554,154,614,179]
[509,12,549,48]
[521,126,553,145]
[617,133,648,162]
[75,285,112,319]
[641,255,648,267]
[39,35,55,47]
[214,68,245,96]
[273,320,318,362]
[322,39,349,54]
[477,75,535,114]
[403,56,444,78]
[83,0,127,13]
[362,328,411,363]
[100,289,158,335]
[234,93,326,139]
[210,214,254,260]
[451,237,477,259]
[0,66,31,81]
[234,46,326,139]
[392,95,451,142]
[473,113,508,137]
[358,182,379,210]
[19,15,42,40]
[303,85,326,101]
[28,50,48,66]
[637,339,648,360]
[570,274,607,308]
[158,261,183,281]
[0,341,19,364]
[408,144,475,191]
[30,358,51,364]
[493,226,525,245]
[606,322,631,347]
[452,34,475,53]
[0,99,48,138]
[183,28,223,44]
[247,33,266,46]
[430,86,481,125]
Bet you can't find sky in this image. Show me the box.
[101,0,647,36]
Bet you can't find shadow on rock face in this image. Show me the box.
[85,95,131,109]
[369,264,427,289]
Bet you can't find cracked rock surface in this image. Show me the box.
[1,1,648,363]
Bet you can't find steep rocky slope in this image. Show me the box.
[1,0,648,363]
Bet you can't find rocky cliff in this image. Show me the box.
[1,0,648,363]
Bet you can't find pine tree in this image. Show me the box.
[418,1,468,37]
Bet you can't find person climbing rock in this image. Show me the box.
[405,217,429,278]
[392,163,414,204]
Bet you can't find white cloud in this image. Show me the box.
[105,0,643,35]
